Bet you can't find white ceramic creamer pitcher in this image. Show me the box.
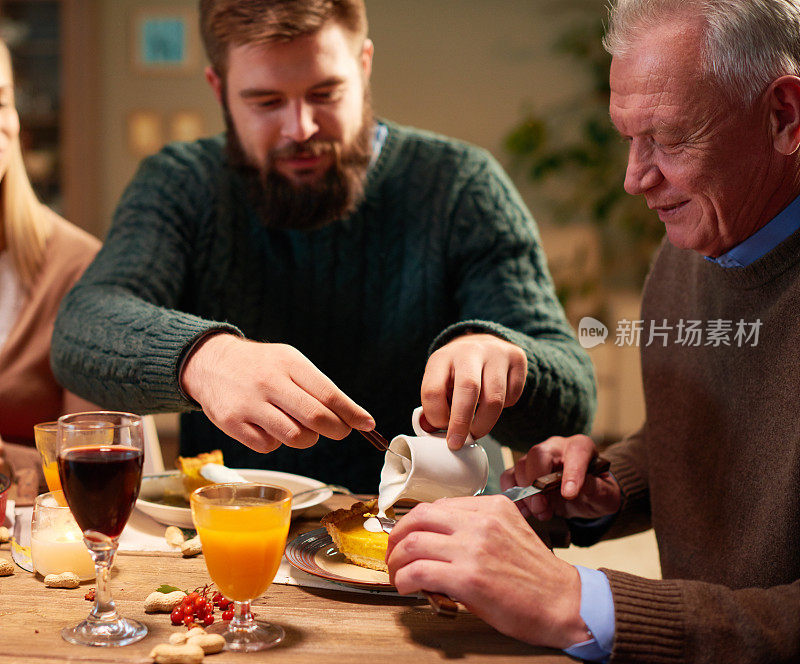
[377,407,489,516]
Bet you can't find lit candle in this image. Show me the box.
[31,493,95,581]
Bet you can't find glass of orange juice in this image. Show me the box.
[34,422,61,494]
[190,483,291,652]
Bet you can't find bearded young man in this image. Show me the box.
[51,0,595,492]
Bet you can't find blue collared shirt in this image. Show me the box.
[564,194,800,662]
[370,122,388,169]
[564,566,614,662]
[705,193,800,267]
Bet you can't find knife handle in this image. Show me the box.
[533,456,611,492]
[423,590,459,618]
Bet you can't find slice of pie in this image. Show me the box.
[176,449,224,496]
[321,500,394,573]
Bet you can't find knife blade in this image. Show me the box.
[501,456,610,503]
[11,507,34,573]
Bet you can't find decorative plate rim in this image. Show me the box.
[285,527,395,591]
[135,469,333,527]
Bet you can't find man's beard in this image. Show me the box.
[224,93,374,231]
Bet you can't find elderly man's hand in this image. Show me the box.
[386,495,590,649]
[180,333,375,453]
[421,334,527,449]
[501,434,622,521]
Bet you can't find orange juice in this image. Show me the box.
[193,498,291,601]
[34,422,60,492]
[42,461,62,493]
[35,423,67,504]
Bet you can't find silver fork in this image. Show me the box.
[291,484,357,501]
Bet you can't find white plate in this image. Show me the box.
[135,469,333,528]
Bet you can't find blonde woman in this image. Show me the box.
[0,40,99,501]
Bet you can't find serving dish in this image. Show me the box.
[136,469,333,528]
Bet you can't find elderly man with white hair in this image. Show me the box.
[386,1,800,662]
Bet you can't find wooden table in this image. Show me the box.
[0,496,572,664]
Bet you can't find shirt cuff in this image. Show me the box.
[563,566,614,663]
[566,471,621,547]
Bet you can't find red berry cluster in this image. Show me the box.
[170,589,233,628]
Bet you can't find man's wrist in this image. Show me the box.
[179,331,240,404]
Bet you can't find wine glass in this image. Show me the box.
[56,411,147,647]
[190,483,292,651]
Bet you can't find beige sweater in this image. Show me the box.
[597,231,800,663]
[0,213,100,446]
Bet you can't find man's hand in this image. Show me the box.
[421,334,527,449]
[386,495,591,649]
[500,434,621,521]
[180,333,375,453]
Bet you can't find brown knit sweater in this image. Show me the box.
[598,231,800,663]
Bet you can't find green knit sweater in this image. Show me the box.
[52,121,595,491]
[595,233,800,663]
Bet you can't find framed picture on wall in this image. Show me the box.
[132,8,199,74]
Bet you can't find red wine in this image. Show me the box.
[58,446,143,538]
